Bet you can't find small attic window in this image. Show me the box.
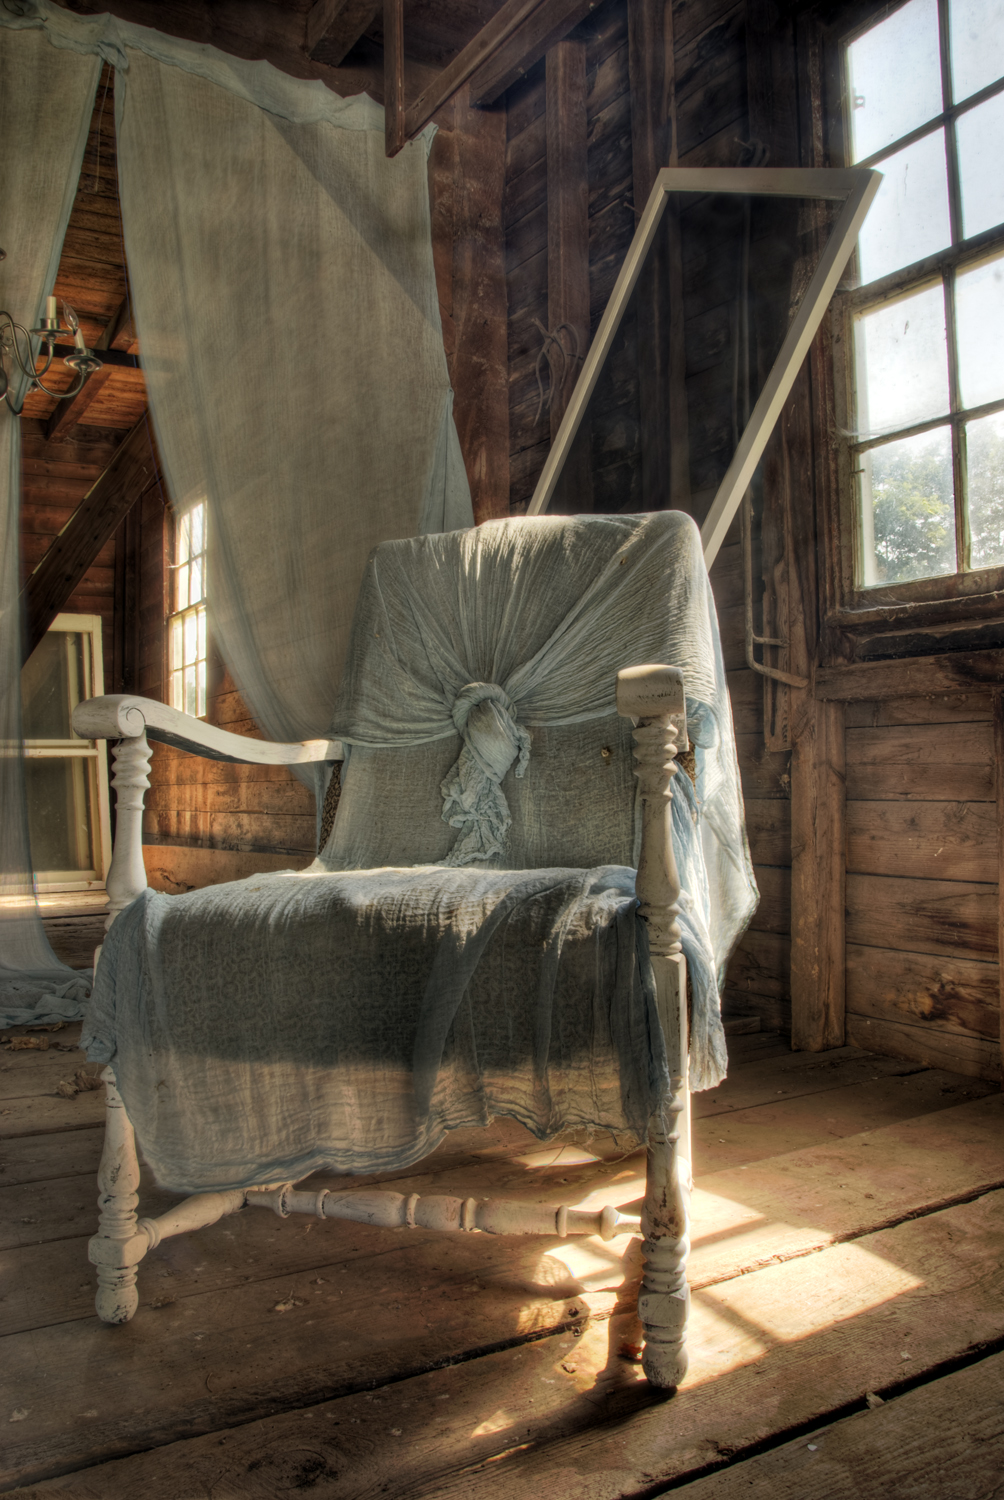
[168,501,207,718]
[842,0,1004,588]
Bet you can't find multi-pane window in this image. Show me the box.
[843,0,1004,587]
[168,501,208,717]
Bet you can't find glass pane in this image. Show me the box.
[859,426,956,584]
[170,668,182,713]
[169,614,183,672]
[183,609,197,666]
[856,129,951,284]
[196,659,207,718]
[967,409,1004,566]
[854,283,950,436]
[175,563,189,612]
[189,556,203,605]
[184,664,197,717]
[197,604,207,662]
[950,0,1004,102]
[24,757,93,873]
[177,512,191,565]
[190,503,205,556]
[957,92,1004,238]
[847,0,943,162]
[21,631,85,739]
[956,253,1004,407]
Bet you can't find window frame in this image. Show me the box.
[822,0,1004,631]
[167,500,209,720]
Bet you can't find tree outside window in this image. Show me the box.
[843,0,1004,587]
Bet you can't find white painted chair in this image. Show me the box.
[72,515,729,1391]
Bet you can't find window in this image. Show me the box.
[168,501,208,717]
[20,614,112,891]
[842,0,1004,589]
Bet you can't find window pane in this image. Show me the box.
[169,614,183,671]
[175,563,189,612]
[197,604,207,661]
[950,0,1004,102]
[177,512,191,565]
[21,631,86,740]
[859,427,956,584]
[847,0,943,162]
[957,92,1004,238]
[24,758,93,874]
[184,609,197,666]
[184,664,197,717]
[967,410,1004,566]
[196,659,207,719]
[190,503,205,556]
[170,668,182,713]
[956,253,1004,407]
[854,283,950,436]
[856,129,951,283]
[189,556,203,605]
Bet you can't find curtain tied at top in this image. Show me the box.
[441,682,531,865]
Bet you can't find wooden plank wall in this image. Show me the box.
[843,693,1000,1079]
[503,0,792,1032]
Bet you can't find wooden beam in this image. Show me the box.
[305,0,378,63]
[390,0,549,157]
[468,0,602,107]
[627,0,689,513]
[22,417,158,663]
[815,649,1004,701]
[383,0,405,156]
[45,296,137,443]
[545,38,591,510]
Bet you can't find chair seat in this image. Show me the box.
[84,863,672,1194]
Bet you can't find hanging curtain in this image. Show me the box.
[0,21,100,1025]
[112,40,473,789]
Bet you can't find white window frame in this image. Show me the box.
[23,612,113,893]
[836,0,1004,601]
[168,500,208,719]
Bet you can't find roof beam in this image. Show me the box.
[468,0,602,106]
[305,0,379,63]
[22,416,159,662]
[386,0,550,156]
[44,296,135,444]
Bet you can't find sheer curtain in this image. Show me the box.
[0,21,99,1025]
[113,43,472,796]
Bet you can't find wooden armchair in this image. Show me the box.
[71,513,747,1391]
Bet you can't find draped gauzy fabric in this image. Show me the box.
[330,511,755,978]
[0,24,99,1027]
[113,46,473,785]
[84,511,757,1193]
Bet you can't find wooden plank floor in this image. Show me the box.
[1,1013,1001,1498]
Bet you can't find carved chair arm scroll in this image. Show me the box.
[71,694,343,930]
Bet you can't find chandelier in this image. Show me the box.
[0,259,103,416]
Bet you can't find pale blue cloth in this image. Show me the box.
[85,512,755,1192]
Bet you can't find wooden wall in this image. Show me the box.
[501,0,793,1038]
[843,693,1000,1079]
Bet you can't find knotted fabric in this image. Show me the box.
[441,683,532,864]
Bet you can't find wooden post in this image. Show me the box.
[89,1067,145,1324]
[627,0,689,514]
[383,0,405,157]
[617,664,690,1389]
[104,730,152,931]
[994,689,1004,1077]
[545,37,592,511]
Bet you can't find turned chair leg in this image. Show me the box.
[639,1061,691,1388]
[89,1065,146,1323]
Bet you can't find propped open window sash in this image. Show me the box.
[526,166,881,569]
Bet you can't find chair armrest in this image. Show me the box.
[72,694,342,766]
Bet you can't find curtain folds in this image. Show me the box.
[0,23,100,1026]
[112,43,472,788]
